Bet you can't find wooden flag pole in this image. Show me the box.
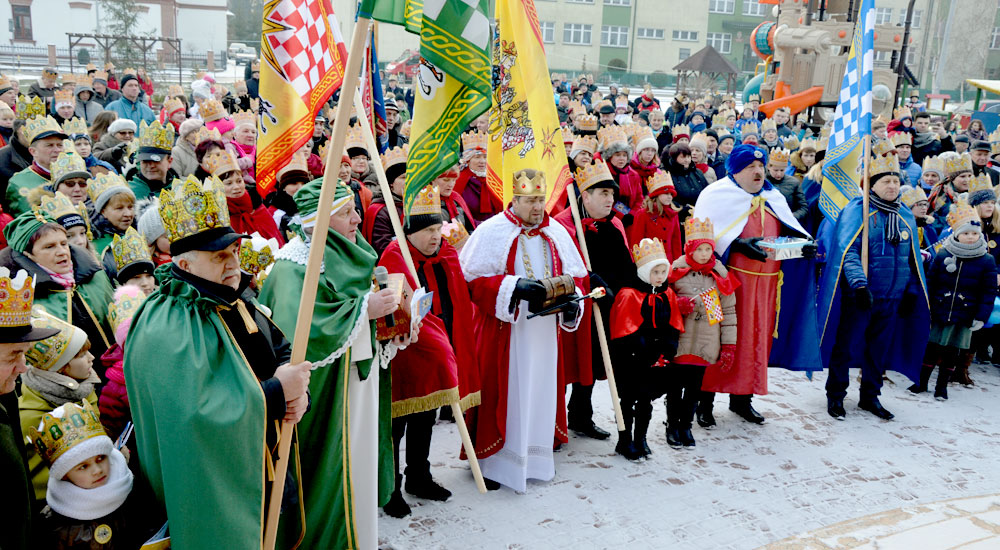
[351,92,487,494]
[564,182,626,432]
[861,133,871,276]
[263,16,373,550]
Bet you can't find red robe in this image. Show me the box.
[226,192,286,245]
[441,191,477,229]
[455,168,502,222]
[627,205,682,261]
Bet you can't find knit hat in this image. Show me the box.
[191,79,212,100]
[107,118,137,135]
[292,178,354,233]
[726,144,768,176]
[969,173,997,207]
[89,174,135,215]
[205,117,235,136]
[118,73,138,89]
[636,133,658,155]
[136,198,166,245]
[178,118,203,139]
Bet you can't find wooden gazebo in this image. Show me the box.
[673,46,740,96]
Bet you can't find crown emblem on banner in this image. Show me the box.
[231,109,256,129]
[133,120,175,153]
[199,99,225,122]
[345,124,367,152]
[970,172,994,195]
[575,159,614,193]
[111,227,153,272]
[36,191,80,223]
[900,185,929,208]
[462,130,488,152]
[575,115,599,132]
[28,400,106,468]
[890,132,913,146]
[168,84,184,97]
[24,115,63,143]
[380,144,408,171]
[630,126,654,151]
[441,220,470,248]
[24,309,76,371]
[672,124,691,137]
[597,125,628,150]
[760,118,777,133]
[571,135,598,155]
[86,173,130,205]
[50,141,88,183]
[561,126,576,145]
[632,237,667,268]
[107,289,147,336]
[193,126,223,146]
[53,88,73,106]
[645,169,674,195]
[162,97,184,116]
[684,216,715,243]
[203,149,240,177]
[747,93,760,103]
[0,268,35,329]
[922,155,944,174]
[239,233,279,280]
[62,117,88,137]
[513,169,546,197]
[894,106,912,119]
[409,185,440,217]
[159,175,230,243]
[769,147,791,164]
[945,152,973,176]
[871,150,901,178]
[947,201,979,231]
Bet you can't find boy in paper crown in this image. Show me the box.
[18,309,97,500]
[668,218,740,448]
[609,237,685,460]
[909,202,996,399]
[31,400,142,549]
[900,185,938,252]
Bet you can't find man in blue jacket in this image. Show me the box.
[105,73,155,126]
[892,132,923,187]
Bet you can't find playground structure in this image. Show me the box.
[744,0,912,122]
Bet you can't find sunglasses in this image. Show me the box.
[60,180,87,188]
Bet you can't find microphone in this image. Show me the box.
[373,266,394,327]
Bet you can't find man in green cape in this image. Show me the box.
[124,175,312,549]
[6,115,66,216]
[259,178,398,550]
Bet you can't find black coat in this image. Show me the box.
[912,134,954,167]
[0,138,31,207]
[927,247,997,327]
[768,174,809,224]
[668,162,708,223]
[0,392,34,550]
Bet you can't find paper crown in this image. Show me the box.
[0,75,10,92]
[513,169,546,197]
[672,124,691,138]
[204,149,240,176]
[872,138,896,158]
[945,152,973,176]
[24,115,64,143]
[111,227,152,272]
[684,216,715,244]
[0,268,35,329]
[575,114,599,133]
[922,155,944,175]
[345,124,367,152]
[199,98,225,122]
[24,309,83,371]
[162,97,185,116]
[62,117,88,137]
[595,99,613,112]
[947,201,979,231]
[168,84,184,97]
[799,137,819,152]
[159,175,231,243]
[234,79,247,93]
[441,220,470,248]
[630,126,655,151]
[645,170,674,195]
[571,135,598,155]
[767,147,791,164]
[741,121,759,136]
[890,132,913,146]
[53,88,74,106]
[239,232,279,279]
[568,100,585,114]
[632,237,667,268]
[871,150,901,178]
[894,106,912,119]
[92,70,109,82]
[462,130,488,152]
[409,185,441,217]
[969,172,994,196]
[231,109,256,129]
[62,73,76,85]
[760,118,777,133]
[193,126,223,146]
[381,144,408,170]
[36,191,81,223]
[104,62,114,70]
[277,152,310,181]
[575,159,614,193]
[747,94,761,103]
[28,400,107,469]
[122,68,137,77]
[50,141,89,183]
[86,173,130,205]
[783,135,800,151]
[133,120,175,153]
[900,185,929,207]
[561,126,576,145]
[107,288,147,337]
[711,112,728,128]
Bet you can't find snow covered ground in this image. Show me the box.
[378,362,1000,549]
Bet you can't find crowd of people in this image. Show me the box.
[1,60,999,550]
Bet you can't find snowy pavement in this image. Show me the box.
[378,362,1000,550]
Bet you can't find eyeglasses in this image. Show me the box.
[116,131,134,137]
[59,180,87,188]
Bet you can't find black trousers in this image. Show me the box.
[391,409,436,483]
[826,297,899,401]
[664,366,706,429]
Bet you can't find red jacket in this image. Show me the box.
[227,192,286,245]
[98,345,130,440]
[627,204,682,261]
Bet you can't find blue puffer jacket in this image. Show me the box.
[926,244,997,326]
[843,209,923,300]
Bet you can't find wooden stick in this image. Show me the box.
[351,92,487,494]
[564,183,626,431]
[861,133,871,276]
[263,17,372,550]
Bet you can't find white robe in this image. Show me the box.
[349,321,378,550]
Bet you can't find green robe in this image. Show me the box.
[128,173,170,200]
[125,270,286,549]
[6,167,47,217]
[34,270,115,352]
[258,233,393,550]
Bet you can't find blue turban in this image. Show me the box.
[726,144,768,176]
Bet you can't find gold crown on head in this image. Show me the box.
[16,95,44,122]
[872,138,896,158]
[62,117,88,137]
[53,88,74,105]
[672,124,691,137]
[122,68,137,77]
[24,309,81,371]
[598,125,628,151]
[133,120,175,153]
[769,147,791,164]
[50,140,89,183]
[561,126,576,145]
[204,149,240,177]
[711,112,728,128]
[990,127,1000,143]
[900,185,929,208]
[36,191,80,222]
[409,185,441,217]
[28,400,107,469]
[441,220,470,248]
[947,201,979,231]
[760,118,777,133]
[86,172,129,204]
[632,237,667,268]
[0,267,35,329]
[513,169,546,197]
[107,288,147,336]
[783,135,800,151]
[231,109,256,129]
[168,84,184,97]
[568,100,585,114]
[381,144,408,170]
[969,172,994,195]
[646,170,674,195]
[345,124,367,152]
[162,97,185,115]
[193,126,223,146]
[800,137,818,152]
[684,216,715,244]
[890,132,912,146]
[239,232,280,279]
[199,98,225,122]
[945,152,973,176]
[92,70,109,82]
[571,135,598,155]
[111,227,152,271]
[575,115,599,132]
[747,94,761,103]
[894,106,912,119]
[159,175,231,243]
[24,115,64,143]
[630,127,654,151]
[595,99,613,112]
[742,121,759,135]
[871,150,901,178]
[922,155,944,175]
[575,159,614,193]
[462,130,488,152]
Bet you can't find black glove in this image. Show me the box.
[898,293,917,318]
[511,278,546,313]
[730,237,768,262]
[561,300,581,324]
[801,242,818,260]
[852,286,873,311]
[111,142,127,161]
[588,272,614,305]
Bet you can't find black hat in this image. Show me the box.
[971,139,992,152]
[119,73,139,88]
[136,147,171,162]
[404,212,443,235]
[169,226,248,256]
[955,134,970,144]
[116,259,155,285]
[598,104,615,115]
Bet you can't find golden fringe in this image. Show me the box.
[458,391,482,412]
[390,387,460,418]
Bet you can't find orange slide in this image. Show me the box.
[759,85,824,118]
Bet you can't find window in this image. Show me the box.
[603,0,631,4]
[709,0,734,14]
[707,32,732,54]
[539,21,555,43]
[566,0,594,3]
[636,28,664,40]
[564,23,592,45]
[602,25,629,47]
[874,7,893,25]
[873,50,891,66]
[992,27,1000,50]
[743,0,767,16]
[679,48,691,61]
[905,49,916,66]
[897,9,922,28]
[12,5,32,41]
[672,30,698,42]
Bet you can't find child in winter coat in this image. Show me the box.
[968,178,1000,364]
[909,202,997,400]
[900,185,938,252]
[627,170,683,261]
[609,237,685,460]
[667,217,739,448]
[98,286,148,443]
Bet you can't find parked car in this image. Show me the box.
[228,43,257,62]
[386,50,420,81]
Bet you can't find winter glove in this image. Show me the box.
[111,141,128,161]
[972,320,985,332]
[561,300,581,325]
[852,286,873,311]
[801,242,818,260]
[730,237,768,262]
[589,272,614,305]
[898,293,918,318]
[511,278,546,313]
[712,344,736,372]
[677,296,695,316]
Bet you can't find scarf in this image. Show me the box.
[90,214,127,243]
[869,192,903,246]
[40,263,76,290]
[22,367,99,403]
[46,449,133,521]
[232,140,256,159]
[669,249,741,296]
[913,131,937,149]
[943,234,988,259]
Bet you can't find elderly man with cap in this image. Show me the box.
[28,68,59,108]
[128,121,177,199]
[89,70,122,108]
[105,73,155,125]
[0,267,61,550]
[970,139,1000,187]
[6,116,66,216]
[125,174,312,549]
[384,97,408,149]
[93,118,136,173]
[691,144,817,427]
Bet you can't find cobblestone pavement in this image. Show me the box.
[378,362,1000,550]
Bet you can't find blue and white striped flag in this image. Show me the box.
[820,0,875,222]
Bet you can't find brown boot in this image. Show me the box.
[954,352,975,386]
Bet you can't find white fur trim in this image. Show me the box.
[559,286,585,332]
[459,213,587,280]
[49,434,114,481]
[273,236,323,273]
[311,291,372,370]
[47,448,132,521]
[495,275,520,323]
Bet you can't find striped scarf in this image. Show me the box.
[870,192,903,246]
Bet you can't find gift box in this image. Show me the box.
[375,273,414,341]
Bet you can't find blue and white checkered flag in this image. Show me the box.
[820,0,874,222]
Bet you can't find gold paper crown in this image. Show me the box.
[107,288,147,336]
[645,170,674,195]
[111,227,152,271]
[409,185,441,217]
[741,121,759,135]
[62,117,88,137]
[162,97,185,115]
[92,70,108,82]
[922,155,944,175]
[345,124,367,152]
[684,216,715,243]
[0,268,35,329]
[193,126,223,145]
[769,147,791,164]
[122,68,137,77]
[945,152,973,176]
[232,109,256,129]
[800,137,818,152]
[760,118,777,133]
[872,138,895,158]
[441,220,470,248]
[783,135,800,151]
[747,94,760,103]
[199,98,225,122]
[234,79,247,93]
[239,233,279,278]
[969,173,994,196]
[53,88,74,106]
[36,191,80,222]
[277,152,309,180]
[947,201,979,231]
[104,62,114,70]
[561,126,576,145]
[86,172,130,205]
[203,149,240,176]
[595,99,613,112]
[159,175,231,243]
[631,127,654,151]
[894,106,912,119]
[871,151,901,178]
[571,135,598,155]
[168,84,184,97]
[85,63,96,72]
[575,159,614,193]
[24,309,81,371]
[900,185,929,208]
[890,132,912,146]
[50,141,88,184]
[711,112,728,128]
[673,124,691,137]
[381,144,408,170]
[462,130,488,152]
[632,237,667,268]
[575,114,599,132]
[991,128,1000,155]
[513,169,546,197]
[133,120,175,152]
[568,100,585,114]
[29,400,107,469]
[24,115,64,143]
[990,127,1000,143]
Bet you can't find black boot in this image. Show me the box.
[729,394,765,424]
[633,410,652,458]
[438,405,454,422]
[382,474,411,518]
[827,397,846,420]
[405,474,452,501]
[858,397,895,420]
[908,365,934,394]
[666,425,683,448]
[696,392,716,428]
[935,366,952,401]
